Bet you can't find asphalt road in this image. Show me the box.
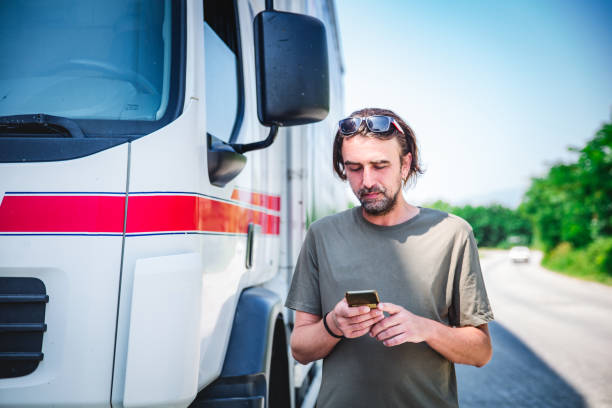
[457,250,612,408]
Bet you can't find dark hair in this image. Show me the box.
[332,107,423,185]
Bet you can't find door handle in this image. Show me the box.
[246,223,261,269]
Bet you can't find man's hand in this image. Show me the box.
[369,302,428,346]
[330,298,384,338]
[369,302,493,367]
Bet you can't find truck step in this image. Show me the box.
[190,396,264,408]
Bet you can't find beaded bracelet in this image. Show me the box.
[323,311,344,339]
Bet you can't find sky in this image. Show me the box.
[335,0,612,208]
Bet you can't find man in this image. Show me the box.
[285,108,494,407]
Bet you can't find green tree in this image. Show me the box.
[428,201,531,247]
[520,121,612,250]
[574,122,612,237]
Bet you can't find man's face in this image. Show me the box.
[341,135,411,215]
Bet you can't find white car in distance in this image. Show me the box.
[509,246,531,263]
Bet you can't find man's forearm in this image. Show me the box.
[291,315,341,364]
[423,320,492,367]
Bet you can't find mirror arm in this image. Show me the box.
[230,125,279,154]
[265,0,274,11]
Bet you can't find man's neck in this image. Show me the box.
[361,198,420,226]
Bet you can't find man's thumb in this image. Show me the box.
[377,302,401,314]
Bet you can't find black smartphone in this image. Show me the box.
[345,290,380,309]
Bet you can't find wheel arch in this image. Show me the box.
[190,287,293,408]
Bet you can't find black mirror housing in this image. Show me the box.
[254,10,330,127]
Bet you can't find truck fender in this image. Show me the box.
[191,287,292,408]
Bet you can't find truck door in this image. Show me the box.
[110,2,281,404]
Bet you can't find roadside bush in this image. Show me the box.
[585,237,612,275]
[544,242,581,272]
[543,238,612,284]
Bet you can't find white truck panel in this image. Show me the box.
[0,145,128,407]
[0,238,122,407]
[123,253,202,408]
[0,143,128,192]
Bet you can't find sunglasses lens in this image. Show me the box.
[339,117,362,134]
[366,116,392,132]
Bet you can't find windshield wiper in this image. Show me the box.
[0,114,84,138]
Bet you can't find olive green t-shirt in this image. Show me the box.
[285,206,494,408]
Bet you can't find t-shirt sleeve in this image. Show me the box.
[450,230,494,327]
[285,227,322,316]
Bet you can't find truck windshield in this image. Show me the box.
[0,0,176,128]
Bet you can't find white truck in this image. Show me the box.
[0,0,345,407]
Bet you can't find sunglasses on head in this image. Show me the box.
[338,115,405,135]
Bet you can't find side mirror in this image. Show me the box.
[211,4,330,186]
[254,10,330,127]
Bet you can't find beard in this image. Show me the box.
[357,184,400,215]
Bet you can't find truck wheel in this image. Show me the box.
[268,317,292,408]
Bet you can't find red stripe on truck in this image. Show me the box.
[231,189,281,212]
[0,195,125,233]
[127,195,280,235]
[0,194,280,235]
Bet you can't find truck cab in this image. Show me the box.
[0,1,345,407]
